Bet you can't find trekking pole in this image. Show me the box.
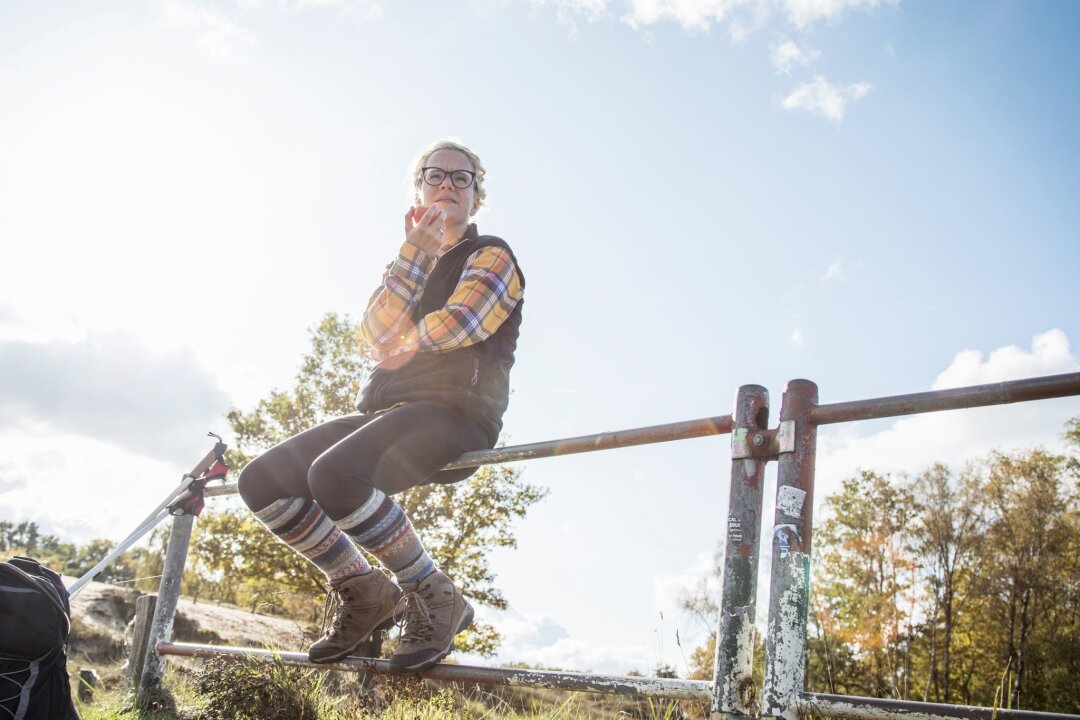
[67,496,181,596]
[67,433,228,597]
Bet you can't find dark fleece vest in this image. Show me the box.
[356,226,525,445]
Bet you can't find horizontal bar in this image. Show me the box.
[205,414,733,498]
[809,373,1080,426]
[157,642,712,702]
[799,692,1080,720]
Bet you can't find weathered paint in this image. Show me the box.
[713,385,770,717]
[156,642,713,702]
[776,486,806,518]
[138,513,195,702]
[764,379,818,720]
[798,692,1080,720]
[728,515,744,545]
[776,420,796,453]
[765,554,810,720]
[772,524,801,559]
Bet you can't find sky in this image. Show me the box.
[2,0,1080,677]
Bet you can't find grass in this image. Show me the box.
[66,610,702,719]
[72,653,706,720]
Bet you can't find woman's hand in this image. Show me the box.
[404,205,445,255]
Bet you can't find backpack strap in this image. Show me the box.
[0,658,40,720]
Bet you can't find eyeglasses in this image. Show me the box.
[421,167,476,189]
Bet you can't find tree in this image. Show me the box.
[187,508,325,613]
[680,554,721,680]
[1065,416,1080,452]
[909,462,984,703]
[680,548,765,688]
[0,520,76,572]
[65,538,137,584]
[810,470,917,698]
[975,447,1079,710]
[213,312,547,655]
[677,416,1080,710]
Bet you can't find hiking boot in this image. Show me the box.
[308,570,402,664]
[389,569,474,672]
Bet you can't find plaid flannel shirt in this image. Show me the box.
[360,238,523,362]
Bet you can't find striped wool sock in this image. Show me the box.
[334,488,435,584]
[254,497,371,582]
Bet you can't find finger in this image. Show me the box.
[421,206,443,226]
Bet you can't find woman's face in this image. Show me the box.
[419,149,477,232]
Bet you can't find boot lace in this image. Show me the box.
[320,585,348,637]
[395,590,434,643]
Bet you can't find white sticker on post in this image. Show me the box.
[777,486,807,518]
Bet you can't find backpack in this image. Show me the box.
[0,557,80,720]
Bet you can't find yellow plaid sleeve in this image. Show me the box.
[361,244,522,361]
[409,246,522,354]
[359,242,437,361]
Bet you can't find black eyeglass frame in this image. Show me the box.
[421,167,476,189]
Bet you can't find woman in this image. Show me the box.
[237,139,525,671]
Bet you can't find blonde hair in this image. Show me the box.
[411,139,487,212]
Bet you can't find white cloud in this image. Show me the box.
[780,75,872,122]
[815,329,1080,510]
[0,461,28,494]
[525,1,888,116]
[770,39,819,75]
[848,81,872,100]
[818,256,845,282]
[0,429,192,544]
[0,332,230,464]
[0,303,20,329]
[783,0,897,30]
[573,0,898,35]
[651,550,717,637]
[494,608,572,648]
[623,0,757,33]
[932,329,1077,390]
[237,0,382,12]
[157,0,257,61]
[540,0,610,38]
[465,605,657,674]
[293,0,384,16]
[507,636,656,674]
[458,552,725,675]
[788,328,805,347]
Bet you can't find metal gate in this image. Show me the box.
[128,372,1080,719]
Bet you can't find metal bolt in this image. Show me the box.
[752,434,767,448]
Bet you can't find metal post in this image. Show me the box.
[763,379,819,720]
[138,513,194,702]
[158,642,715,702]
[712,384,771,719]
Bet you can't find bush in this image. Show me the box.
[192,654,321,720]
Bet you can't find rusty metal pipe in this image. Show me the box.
[206,414,734,497]
[809,373,1080,426]
[798,692,1080,720]
[155,642,713,702]
[763,379,819,720]
[712,385,770,719]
